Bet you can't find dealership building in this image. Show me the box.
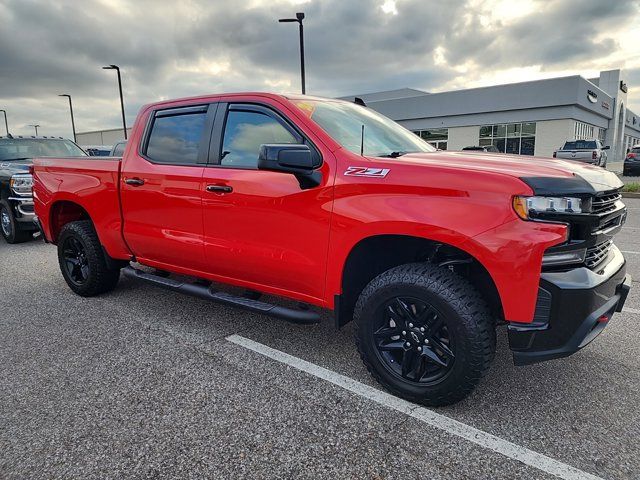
[342,69,640,171]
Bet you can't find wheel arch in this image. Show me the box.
[335,234,504,328]
[49,200,91,243]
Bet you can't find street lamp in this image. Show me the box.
[58,94,77,142]
[278,12,306,94]
[29,124,40,136]
[102,64,128,139]
[0,110,8,135]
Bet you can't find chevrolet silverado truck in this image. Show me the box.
[553,139,609,167]
[0,135,87,243]
[32,93,631,406]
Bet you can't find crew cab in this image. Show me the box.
[0,135,86,243]
[553,139,609,167]
[32,93,631,406]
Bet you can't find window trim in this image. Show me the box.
[139,103,217,166]
[208,102,322,170]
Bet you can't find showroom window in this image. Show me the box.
[414,128,448,150]
[479,122,536,155]
[574,121,595,140]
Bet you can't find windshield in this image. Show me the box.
[0,138,87,161]
[292,99,435,157]
[563,140,597,150]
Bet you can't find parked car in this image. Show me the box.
[462,145,500,153]
[84,145,112,156]
[110,141,127,157]
[623,146,640,176]
[32,93,630,406]
[0,135,87,243]
[553,139,609,167]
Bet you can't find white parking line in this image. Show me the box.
[227,334,603,480]
[621,250,640,255]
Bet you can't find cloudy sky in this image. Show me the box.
[1,0,639,139]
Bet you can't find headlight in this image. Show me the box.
[542,249,586,267]
[513,195,582,219]
[10,173,33,196]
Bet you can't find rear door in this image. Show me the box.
[120,103,216,273]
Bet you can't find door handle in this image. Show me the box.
[124,177,145,186]
[206,184,233,193]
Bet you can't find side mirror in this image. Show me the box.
[602,146,610,150]
[258,144,322,189]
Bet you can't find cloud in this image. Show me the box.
[0,0,638,139]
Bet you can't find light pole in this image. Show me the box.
[29,124,40,136]
[0,110,8,135]
[102,64,128,139]
[278,12,306,94]
[58,94,77,142]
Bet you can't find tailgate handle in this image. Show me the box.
[206,184,233,193]
[125,177,145,186]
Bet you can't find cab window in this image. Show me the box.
[221,110,297,168]
[145,110,208,165]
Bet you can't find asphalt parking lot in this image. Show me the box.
[2,201,640,480]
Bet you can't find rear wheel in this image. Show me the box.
[0,200,30,244]
[354,263,496,407]
[57,220,121,296]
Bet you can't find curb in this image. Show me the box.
[622,192,640,198]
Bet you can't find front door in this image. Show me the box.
[121,104,215,273]
[201,102,334,302]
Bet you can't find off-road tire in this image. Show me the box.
[354,263,496,407]
[0,200,30,244]
[57,220,121,296]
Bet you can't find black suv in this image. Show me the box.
[0,135,87,243]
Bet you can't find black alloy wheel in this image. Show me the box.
[373,296,455,384]
[61,236,91,286]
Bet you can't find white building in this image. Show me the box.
[342,69,640,171]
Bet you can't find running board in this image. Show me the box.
[122,266,320,325]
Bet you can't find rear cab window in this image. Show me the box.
[144,106,209,165]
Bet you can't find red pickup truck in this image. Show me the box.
[33,93,631,406]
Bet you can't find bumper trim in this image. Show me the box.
[509,259,630,366]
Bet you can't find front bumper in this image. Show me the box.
[508,245,631,365]
[8,195,36,229]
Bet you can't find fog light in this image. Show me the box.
[541,249,586,267]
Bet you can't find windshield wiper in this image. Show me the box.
[379,151,408,158]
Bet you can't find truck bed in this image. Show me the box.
[32,157,130,259]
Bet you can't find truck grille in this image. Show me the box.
[585,240,613,269]
[591,192,622,215]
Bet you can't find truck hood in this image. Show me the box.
[0,159,32,175]
[391,151,623,194]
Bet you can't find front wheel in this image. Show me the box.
[0,200,30,244]
[57,220,121,296]
[354,263,496,407]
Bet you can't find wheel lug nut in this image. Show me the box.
[405,342,411,347]
[420,327,425,332]
[409,323,413,328]
[424,339,429,344]
[417,347,422,352]
[402,331,406,336]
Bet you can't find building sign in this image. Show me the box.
[587,89,598,103]
[602,101,610,110]
[620,81,628,93]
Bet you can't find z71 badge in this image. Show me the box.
[344,166,390,178]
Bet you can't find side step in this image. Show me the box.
[122,266,320,325]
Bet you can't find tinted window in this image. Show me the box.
[146,111,207,165]
[563,140,597,150]
[633,148,640,153]
[221,110,297,168]
[112,142,126,156]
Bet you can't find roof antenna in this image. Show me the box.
[360,125,365,156]
[354,97,367,107]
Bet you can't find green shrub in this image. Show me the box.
[623,182,640,193]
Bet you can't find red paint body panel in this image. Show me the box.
[34,92,581,323]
